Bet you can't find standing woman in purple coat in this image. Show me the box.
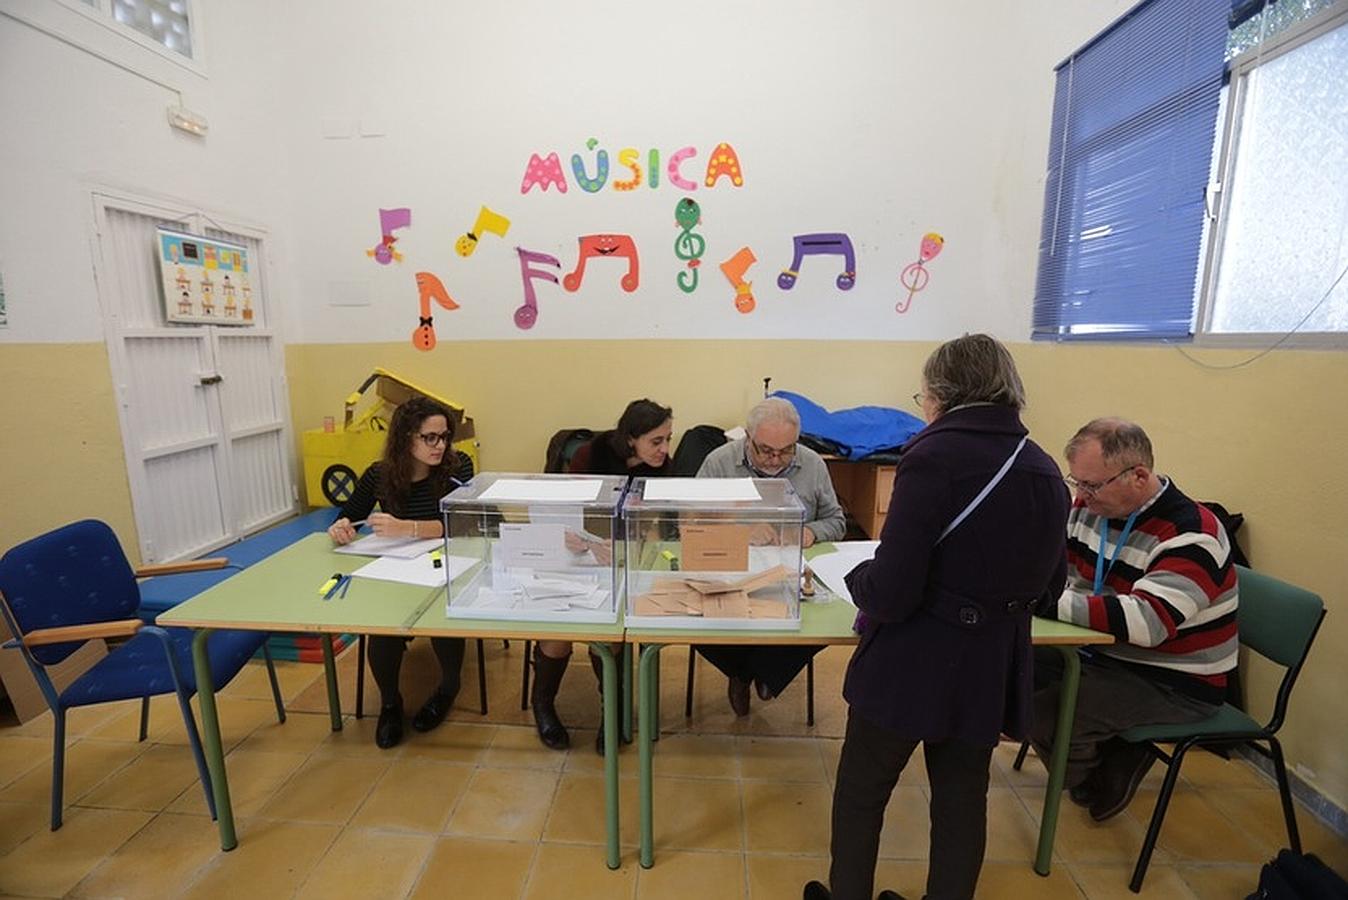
[805,335,1070,900]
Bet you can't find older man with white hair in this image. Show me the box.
[695,397,846,715]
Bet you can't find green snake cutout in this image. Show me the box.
[674,198,705,293]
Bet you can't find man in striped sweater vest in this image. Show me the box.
[1032,418,1238,822]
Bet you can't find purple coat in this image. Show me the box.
[843,404,1069,745]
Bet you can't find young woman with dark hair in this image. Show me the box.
[328,396,474,749]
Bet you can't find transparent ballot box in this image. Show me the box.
[440,473,627,623]
[623,477,806,630]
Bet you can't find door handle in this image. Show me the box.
[198,374,223,386]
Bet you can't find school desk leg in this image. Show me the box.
[1035,646,1081,875]
[193,629,236,851]
[321,635,343,732]
[638,643,664,868]
[589,641,621,870]
[622,642,634,744]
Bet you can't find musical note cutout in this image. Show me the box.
[777,233,856,291]
[514,247,561,330]
[367,207,411,265]
[562,234,639,293]
[720,247,757,314]
[455,206,512,258]
[896,232,944,313]
[674,199,705,293]
[411,271,459,351]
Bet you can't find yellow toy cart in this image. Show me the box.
[301,367,480,507]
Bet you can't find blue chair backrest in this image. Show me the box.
[0,520,141,666]
[1235,565,1324,670]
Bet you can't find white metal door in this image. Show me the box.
[92,193,296,563]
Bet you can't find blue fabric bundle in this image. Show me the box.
[771,390,925,460]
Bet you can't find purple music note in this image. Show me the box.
[777,233,856,291]
[514,247,561,329]
[368,208,411,265]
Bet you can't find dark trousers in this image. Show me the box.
[696,644,822,696]
[367,635,465,706]
[1031,647,1217,788]
[829,710,993,900]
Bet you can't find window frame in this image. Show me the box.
[1192,2,1348,348]
[50,0,206,76]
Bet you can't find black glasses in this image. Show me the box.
[748,436,796,462]
[417,431,452,448]
[1065,467,1135,495]
[911,392,926,408]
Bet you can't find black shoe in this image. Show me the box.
[1069,782,1096,807]
[1089,741,1156,822]
[802,880,830,900]
[412,689,456,732]
[754,678,776,702]
[375,701,403,749]
[876,891,908,900]
[728,676,751,717]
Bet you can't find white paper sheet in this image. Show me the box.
[333,534,444,559]
[478,478,604,502]
[351,552,477,588]
[642,478,762,502]
[807,541,880,606]
[497,523,571,569]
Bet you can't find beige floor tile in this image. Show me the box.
[1202,785,1348,870]
[181,819,339,900]
[0,736,52,790]
[309,713,406,759]
[351,757,473,833]
[975,860,1086,899]
[70,812,223,899]
[446,768,559,841]
[651,776,745,852]
[876,786,932,860]
[0,806,152,898]
[1044,795,1172,865]
[79,742,206,812]
[992,739,1049,789]
[745,854,829,899]
[83,695,177,743]
[1177,863,1263,900]
[738,736,827,782]
[294,827,434,900]
[563,733,637,776]
[0,739,145,807]
[0,802,49,857]
[643,733,739,779]
[220,659,324,703]
[255,754,388,825]
[1067,862,1199,900]
[166,749,309,817]
[1124,787,1267,863]
[743,781,831,854]
[409,836,536,900]
[636,849,745,899]
[522,842,638,900]
[983,788,1042,862]
[482,723,569,770]
[399,721,499,763]
[542,771,639,846]
[235,710,341,755]
[1177,750,1274,791]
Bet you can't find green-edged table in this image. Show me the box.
[157,533,628,868]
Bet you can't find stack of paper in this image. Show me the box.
[334,534,444,559]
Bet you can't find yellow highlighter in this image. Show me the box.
[317,573,341,597]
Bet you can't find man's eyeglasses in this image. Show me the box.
[912,392,925,408]
[749,437,796,461]
[417,431,452,448]
[1065,466,1135,495]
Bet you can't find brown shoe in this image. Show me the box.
[728,676,751,717]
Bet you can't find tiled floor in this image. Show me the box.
[1,642,1344,899]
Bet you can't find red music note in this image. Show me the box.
[411,271,458,351]
[562,234,639,293]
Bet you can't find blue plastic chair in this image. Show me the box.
[0,519,286,830]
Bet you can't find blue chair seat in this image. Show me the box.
[1121,702,1262,744]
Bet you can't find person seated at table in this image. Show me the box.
[328,396,474,749]
[531,398,675,753]
[694,397,846,716]
[804,334,1069,900]
[1032,418,1238,821]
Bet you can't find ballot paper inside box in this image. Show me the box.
[440,472,628,623]
[622,476,806,631]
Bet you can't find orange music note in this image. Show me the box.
[455,206,511,258]
[411,271,459,351]
[720,247,757,314]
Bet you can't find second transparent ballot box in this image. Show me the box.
[623,477,806,630]
[440,473,627,623]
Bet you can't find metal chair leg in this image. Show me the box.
[261,641,286,723]
[355,634,366,720]
[1268,737,1303,853]
[806,657,815,727]
[684,646,696,718]
[50,708,67,830]
[476,638,488,715]
[1130,740,1185,893]
[521,639,533,710]
[138,696,151,742]
[1013,740,1031,771]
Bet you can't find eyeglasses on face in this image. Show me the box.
[749,437,796,461]
[417,431,452,448]
[1064,466,1135,495]
[912,392,926,408]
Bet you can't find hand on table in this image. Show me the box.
[328,518,358,545]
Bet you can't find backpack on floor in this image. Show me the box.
[1247,850,1348,900]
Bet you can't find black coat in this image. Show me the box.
[843,404,1069,745]
[568,430,673,478]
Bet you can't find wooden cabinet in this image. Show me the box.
[825,458,897,540]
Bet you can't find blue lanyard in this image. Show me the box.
[1094,510,1139,595]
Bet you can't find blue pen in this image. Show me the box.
[337,575,352,599]
[322,573,345,601]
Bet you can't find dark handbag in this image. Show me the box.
[1247,850,1348,899]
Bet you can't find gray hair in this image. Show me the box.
[746,397,800,436]
[922,333,1026,413]
[1065,418,1154,469]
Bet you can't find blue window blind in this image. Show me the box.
[1032,0,1229,341]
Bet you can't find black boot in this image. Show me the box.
[375,698,403,749]
[589,651,608,755]
[531,646,571,750]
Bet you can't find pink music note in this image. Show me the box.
[515,247,561,330]
[896,232,944,313]
[562,234,640,293]
[367,208,411,265]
